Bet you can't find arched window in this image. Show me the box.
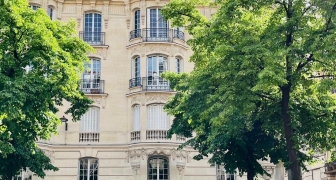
[147,104,170,130]
[30,5,40,10]
[84,13,102,44]
[79,158,99,180]
[79,107,100,142]
[81,59,101,94]
[175,57,182,73]
[133,105,140,131]
[130,56,141,87]
[148,156,169,180]
[47,6,54,20]
[146,8,168,41]
[146,55,169,90]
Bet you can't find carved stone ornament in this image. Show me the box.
[131,163,140,175]
[89,96,107,109]
[131,95,141,104]
[145,94,170,103]
[176,164,185,175]
[126,148,190,163]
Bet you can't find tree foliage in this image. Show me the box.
[162,0,336,179]
[0,0,93,178]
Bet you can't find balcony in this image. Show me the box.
[129,77,171,91]
[146,130,170,140]
[79,132,100,143]
[129,28,185,42]
[79,31,106,45]
[80,79,105,94]
[131,131,141,142]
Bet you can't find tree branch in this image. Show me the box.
[295,54,313,72]
[275,0,288,15]
[255,93,276,101]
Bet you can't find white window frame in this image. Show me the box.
[146,8,168,40]
[84,13,102,44]
[175,57,182,73]
[148,156,169,180]
[81,59,101,93]
[78,158,99,180]
[216,163,236,180]
[147,104,170,130]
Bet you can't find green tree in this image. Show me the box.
[162,0,336,180]
[0,0,93,179]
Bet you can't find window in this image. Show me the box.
[84,13,102,44]
[146,56,169,90]
[79,107,100,142]
[148,156,169,180]
[79,158,98,180]
[133,105,140,131]
[131,57,141,87]
[173,27,185,41]
[81,59,101,93]
[146,8,168,41]
[30,5,39,10]
[47,6,54,20]
[175,57,181,73]
[147,104,170,130]
[216,164,236,180]
[12,168,32,180]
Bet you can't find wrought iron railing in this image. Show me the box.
[79,31,105,45]
[80,79,105,94]
[142,77,170,91]
[129,77,142,88]
[146,130,170,140]
[129,29,141,40]
[131,131,141,142]
[129,28,185,42]
[79,132,100,142]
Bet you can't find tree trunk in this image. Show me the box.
[247,171,255,180]
[281,87,302,180]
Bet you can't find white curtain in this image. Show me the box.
[80,107,100,132]
[147,104,170,130]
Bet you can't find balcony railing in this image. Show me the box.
[80,79,105,94]
[129,77,142,88]
[130,29,141,40]
[146,130,170,140]
[79,31,105,45]
[176,135,186,142]
[79,132,100,142]
[129,28,185,42]
[131,131,141,142]
[142,77,170,91]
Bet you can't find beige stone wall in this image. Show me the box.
[27,0,326,180]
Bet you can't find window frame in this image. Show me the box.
[216,163,236,180]
[80,106,100,133]
[133,104,141,131]
[146,104,170,130]
[147,156,169,180]
[78,157,99,180]
[47,6,54,20]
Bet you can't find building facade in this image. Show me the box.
[23,0,326,180]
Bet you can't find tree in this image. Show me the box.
[162,0,336,180]
[0,0,93,179]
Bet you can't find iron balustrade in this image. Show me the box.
[129,77,142,88]
[142,77,170,91]
[129,28,185,42]
[130,131,141,142]
[129,29,141,40]
[79,31,105,45]
[146,130,170,140]
[79,132,100,142]
[80,79,105,94]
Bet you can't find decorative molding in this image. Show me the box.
[89,0,96,9]
[103,1,110,29]
[125,3,130,29]
[146,44,171,54]
[131,164,140,175]
[131,95,141,104]
[57,1,64,20]
[145,94,170,102]
[76,3,82,28]
[126,148,190,163]
[88,46,108,60]
[88,96,107,109]
[176,164,185,175]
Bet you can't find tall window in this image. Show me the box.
[216,164,236,180]
[84,13,102,44]
[131,57,141,87]
[148,157,169,180]
[133,105,140,131]
[146,8,168,40]
[81,59,101,93]
[47,6,54,20]
[79,158,98,180]
[80,107,100,133]
[146,56,168,89]
[147,104,170,130]
[175,57,181,73]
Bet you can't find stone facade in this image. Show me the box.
[26,0,326,180]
